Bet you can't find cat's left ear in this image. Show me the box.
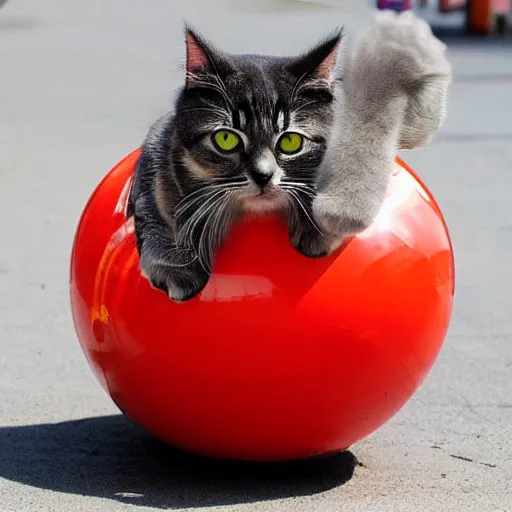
[184,25,233,88]
[288,29,343,83]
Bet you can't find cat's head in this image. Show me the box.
[173,25,342,214]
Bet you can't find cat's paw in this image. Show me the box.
[289,222,344,258]
[347,10,451,104]
[141,259,210,303]
[292,231,330,259]
[312,191,378,241]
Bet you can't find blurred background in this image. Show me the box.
[0,1,511,511]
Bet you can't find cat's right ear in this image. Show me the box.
[288,29,343,84]
[185,26,228,88]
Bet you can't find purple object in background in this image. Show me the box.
[376,0,412,11]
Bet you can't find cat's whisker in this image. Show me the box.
[209,73,236,112]
[185,178,247,188]
[176,182,246,215]
[201,99,222,108]
[177,186,244,247]
[210,177,249,183]
[178,107,228,117]
[281,184,316,198]
[178,195,215,242]
[215,196,233,247]
[176,191,219,218]
[186,76,225,97]
[282,190,316,201]
[182,96,232,117]
[162,250,198,268]
[281,177,315,184]
[176,188,225,215]
[199,99,231,114]
[176,190,238,223]
[292,99,323,114]
[281,178,314,182]
[186,73,235,112]
[197,193,232,272]
[178,185,240,256]
[281,182,315,190]
[177,179,246,203]
[144,249,198,269]
[194,194,230,273]
[285,190,324,237]
[178,189,228,243]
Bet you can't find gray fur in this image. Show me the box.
[312,10,452,243]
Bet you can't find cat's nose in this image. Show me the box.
[249,169,273,188]
[249,151,278,188]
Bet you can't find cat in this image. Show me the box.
[128,24,343,301]
[127,10,451,302]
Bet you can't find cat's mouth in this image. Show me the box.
[240,187,286,213]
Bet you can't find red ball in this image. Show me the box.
[70,149,454,461]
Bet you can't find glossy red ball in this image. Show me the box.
[70,149,454,461]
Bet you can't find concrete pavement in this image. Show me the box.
[1,0,511,510]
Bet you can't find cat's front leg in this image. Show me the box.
[134,210,211,302]
[312,10,451,245]
[286,200,344,258]
[141,252,210,303]
[312,106,399,242]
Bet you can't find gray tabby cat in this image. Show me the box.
[128,10,451,302]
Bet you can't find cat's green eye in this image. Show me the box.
[278,132,303,155]
[213,130,241,153]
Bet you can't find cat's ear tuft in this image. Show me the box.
[186,29,209,71]
[184,24,215,86]
[289,28,343,82]
[184,24,234,89]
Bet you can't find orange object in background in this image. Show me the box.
[70,149,454,461]
[437,0,509,34]
[466,0,510,33]
[468,0,493,32]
